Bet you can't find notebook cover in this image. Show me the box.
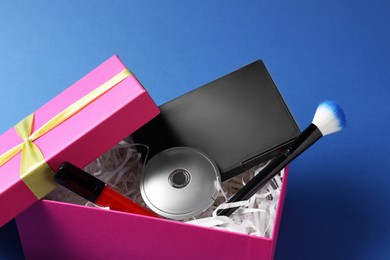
[132,60,300,181]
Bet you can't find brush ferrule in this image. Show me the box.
[287,124,322,158]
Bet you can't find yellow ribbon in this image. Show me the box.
[0,69,132,199]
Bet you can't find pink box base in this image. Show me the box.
[16,167,289,260]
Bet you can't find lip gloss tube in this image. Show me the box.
[54,162,159,218]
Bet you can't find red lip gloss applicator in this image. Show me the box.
[54,162,159,218]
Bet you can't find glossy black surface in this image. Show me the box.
[133,61,301,181]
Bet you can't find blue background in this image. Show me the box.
[0,1,389,259]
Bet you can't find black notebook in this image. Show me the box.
[132,60,301,181]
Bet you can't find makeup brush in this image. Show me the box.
[217,100,346,216]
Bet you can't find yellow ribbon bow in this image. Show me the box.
[0,69,132,199]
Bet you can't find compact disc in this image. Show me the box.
[140,147,221,220]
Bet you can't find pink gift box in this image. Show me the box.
[5,55,289,259]
[16,167,289,260]
[0,55,160,227]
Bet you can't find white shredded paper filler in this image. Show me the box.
[45,139,284,238]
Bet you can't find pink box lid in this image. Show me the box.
[0,55,160,227]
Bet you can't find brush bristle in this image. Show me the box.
[312,100,346,136]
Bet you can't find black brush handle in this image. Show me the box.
[218,124,322,216]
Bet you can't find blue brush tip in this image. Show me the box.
[320,100,347,129]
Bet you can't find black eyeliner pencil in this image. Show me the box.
[217,101,346,217]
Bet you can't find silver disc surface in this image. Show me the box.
[140,147,220,220]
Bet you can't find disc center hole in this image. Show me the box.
[168,169,191,188]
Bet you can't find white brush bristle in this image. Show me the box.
[312,100,346,136]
